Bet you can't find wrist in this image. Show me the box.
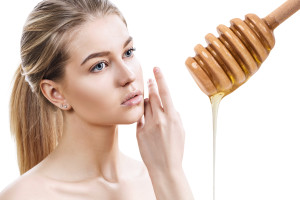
[147,167,194,200]
[147,166,184,180]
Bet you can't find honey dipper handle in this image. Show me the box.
[264,0,300,30]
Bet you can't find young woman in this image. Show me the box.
[0,0,194,199]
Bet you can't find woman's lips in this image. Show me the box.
[121,95,143,106]
[121,89,143,105]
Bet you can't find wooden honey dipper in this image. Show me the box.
[185,0,300,97]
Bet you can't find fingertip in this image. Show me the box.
[153,67,163,81]
[153,67,160,74]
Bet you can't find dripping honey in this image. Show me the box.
[209,92,224,200]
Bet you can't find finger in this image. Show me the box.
[143,98,152,119]
[136,115,145,132]
[153,67,175,113]
[148,78,163,117]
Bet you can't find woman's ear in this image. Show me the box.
[40,79,71,110]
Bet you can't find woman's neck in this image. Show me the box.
[36,113,127,183]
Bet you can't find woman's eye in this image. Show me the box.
[124,48,136,58]
[91,62,106,72]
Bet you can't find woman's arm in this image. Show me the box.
[147,168,194,200]
[136,67,194,200]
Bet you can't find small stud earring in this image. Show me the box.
[61,104,68,109]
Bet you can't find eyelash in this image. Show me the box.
[124,47,136,58]
[90,47,136,73]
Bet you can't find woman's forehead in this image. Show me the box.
[67,15,130,59]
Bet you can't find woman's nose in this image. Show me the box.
[116,60,136,87]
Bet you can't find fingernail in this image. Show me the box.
[154,67,159,74]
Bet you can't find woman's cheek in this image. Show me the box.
[132,59,144,85]
[67,77,107,110]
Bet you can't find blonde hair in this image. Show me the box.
[10,0,126,175]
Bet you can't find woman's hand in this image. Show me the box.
[136,67,185,174]
[136,67,194,200]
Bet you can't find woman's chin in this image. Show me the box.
[121,107,144,124]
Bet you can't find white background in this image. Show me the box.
[0,0,299,199]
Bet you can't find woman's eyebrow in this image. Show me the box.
[81,51,110,66]
[81,36,133,66]
[123,36,132,48]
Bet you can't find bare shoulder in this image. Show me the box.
[0,171,46,200]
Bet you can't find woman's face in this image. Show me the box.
[61,14,144,125]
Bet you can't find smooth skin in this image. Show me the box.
[137,68,194,200]
[0,14,194,200]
